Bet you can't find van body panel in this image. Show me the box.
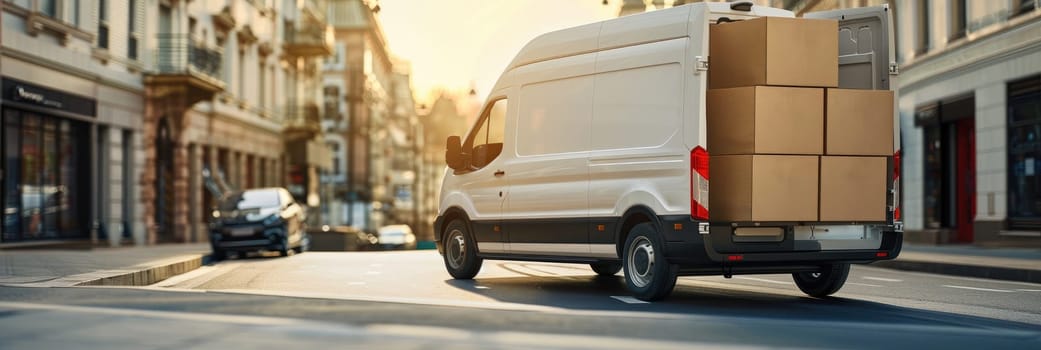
[505,22,602,73]
[598,6,690,51]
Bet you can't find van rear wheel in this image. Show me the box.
[792,263,850,297]
[443,219,483,279]
[623,223,678,301]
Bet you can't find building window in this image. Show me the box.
[258,63,267,109]
[2,109,89,242]
[40,0,57,17]
[329,142,341,176]
[949,0,966,41]
[324,86,340,120]
[97,0,109,49]
[1012,0,1036,17]
[128,0,139,60]
[238,50,246,100]
[915,0,930,56]
[1008,76,1041,229]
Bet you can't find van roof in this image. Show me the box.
[503,4,695,73]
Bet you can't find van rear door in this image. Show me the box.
[805,5,894,90]
[806,5,900,226]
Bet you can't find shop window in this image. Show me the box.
[949,0,966,41]
[1008,76,1041,229]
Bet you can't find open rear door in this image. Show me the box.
[807,5,901,227]
[806,5,894,90]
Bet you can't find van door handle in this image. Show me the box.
[494,170,505,177]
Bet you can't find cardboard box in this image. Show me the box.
[820,156,888,222]
[710,155,819,222]
[709,17,838,89]
[708,86,824,155]
[826,89,894,156]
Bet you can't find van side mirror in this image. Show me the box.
[446,136,464,170]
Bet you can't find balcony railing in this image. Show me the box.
[155,34,223,79]
[283,101,322,133]
[283,24,334,57]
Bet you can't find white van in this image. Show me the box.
[435,2,903,301]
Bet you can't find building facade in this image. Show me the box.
[322,0,402,232]
[895,0,1041,246]
[2,0,147,246]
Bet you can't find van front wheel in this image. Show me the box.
[792,263,850,297]
[443,219,483,279]
[623,223,678,301]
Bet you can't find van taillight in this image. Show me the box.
[893,150,901,221]
[691,146,709,221]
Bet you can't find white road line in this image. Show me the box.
[474,285,490,290]
[610,296,649,304]
[1015,289,1041,292]
[942,285,1015,293]
[862,277,903,283]
[734,276,792,285]
[847,282,883,288]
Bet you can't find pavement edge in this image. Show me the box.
[873,259,1041,284]
[74,254,213,287]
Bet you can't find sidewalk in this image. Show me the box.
[0,244,211,287]
[875,244,1041,284]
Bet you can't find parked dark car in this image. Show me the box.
[208,188,308,259]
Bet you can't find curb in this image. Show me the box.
[74,254,212,287]
[872,259,1041,284]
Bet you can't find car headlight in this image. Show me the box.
[263,214,283,226]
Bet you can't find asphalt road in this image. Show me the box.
[1,250,1039,349]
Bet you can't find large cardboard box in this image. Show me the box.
[710,155,819,222]
[820,156,888,222]
[826,89,895,156]
[708,86,824,155]
[709,17,838,89]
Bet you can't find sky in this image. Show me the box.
[376,0,621,105]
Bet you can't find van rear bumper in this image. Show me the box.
[660,216,902,266]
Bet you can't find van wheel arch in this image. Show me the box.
[615,206,663,257]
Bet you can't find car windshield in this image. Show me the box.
[219,190,280,211]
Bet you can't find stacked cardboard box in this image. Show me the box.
[707,16,893,223]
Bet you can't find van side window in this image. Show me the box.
[466,98,507,169]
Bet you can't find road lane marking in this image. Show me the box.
[734,276,792,285]
[862,277,903,282]
[942,285,1015,293]
[847,282,883,288]
[610,296,649,304]
[474,285,490,290]
[1015,289,1041,292]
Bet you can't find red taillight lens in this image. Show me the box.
[691,146,709,221]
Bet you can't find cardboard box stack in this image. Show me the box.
[707,16,893,223]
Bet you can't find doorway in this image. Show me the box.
[918,96,976,243]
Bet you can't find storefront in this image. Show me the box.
[1,78,94,243]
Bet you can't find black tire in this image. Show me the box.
[442,219,483,279]
[212,249,227,261]
[591,261,622,276]
[622,223,678,301]
[279,236,290,257]
[792,263,850,298]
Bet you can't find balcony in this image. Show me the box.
[283,101,322,135]
[146,34,225,104]
[283,24,334,57]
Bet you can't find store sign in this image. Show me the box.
[2,78,96,117]
[12,86,63,108]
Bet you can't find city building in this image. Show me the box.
[322,0,402,232]
[2,0,147,246]
[894,0,1041,246]
[142,0,331,243]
